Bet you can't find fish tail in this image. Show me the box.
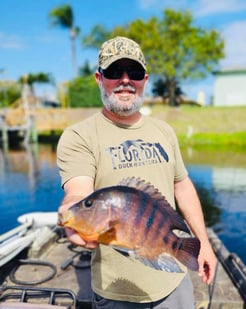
[175,237,200,271]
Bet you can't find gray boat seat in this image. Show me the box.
[0,303,68,309]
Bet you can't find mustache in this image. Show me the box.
[113,84,136,93]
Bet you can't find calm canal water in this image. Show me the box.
[0,143,245,264]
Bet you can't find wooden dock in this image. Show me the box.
[0,108,98,147]
[0,227,245,309]
[0,112,37,147]
[191,229,245,309]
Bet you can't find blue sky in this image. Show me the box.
[1,0,246,103]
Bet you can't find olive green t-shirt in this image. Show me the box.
[57,111,188,302]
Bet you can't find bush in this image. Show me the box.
[67,75,101,107]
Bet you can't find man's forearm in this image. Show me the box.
[174,177,210,243]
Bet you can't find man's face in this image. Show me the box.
[95,59,148,116]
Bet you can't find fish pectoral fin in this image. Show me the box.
[112,246,131,257]
[98,226,120,244]
[131,251,184,273]
[98,220,118,235]
[113,247,184,273]
[155,253,184,272]
[97,220,119,243]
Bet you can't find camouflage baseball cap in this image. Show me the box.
[98,36,146,70]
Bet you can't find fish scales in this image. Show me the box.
[117,189,142,246]
[133,198,177,259]
[131,190,153,244]
[133,196,167,253]
[121,188,191,264]
[119,188,162,249]
[118,187,182,258]
[145,206,171,256]
[58,177,201,272]
[115,188,152,248]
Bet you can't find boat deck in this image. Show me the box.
[0,228,245,309]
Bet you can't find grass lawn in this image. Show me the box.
[35,105,246,147]
[150,105,246,147]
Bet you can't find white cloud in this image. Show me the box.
[138,0,187,10]
[0,32,23,49]
[38,33,65,44]
[138,0,246,15]
[221,21,246,68]
[192,0,246,16]
[138,0,158,9]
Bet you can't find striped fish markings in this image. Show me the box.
[58,177,200,272]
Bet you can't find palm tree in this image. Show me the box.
[19,73,54,96]
[49,4,80,77]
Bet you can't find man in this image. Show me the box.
[57,36,216,308]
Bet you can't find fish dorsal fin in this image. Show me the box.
[118,177,164,201]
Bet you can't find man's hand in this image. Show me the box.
[198,242,217,284]
[64,227,98,249]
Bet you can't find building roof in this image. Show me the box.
[213,68,246,76]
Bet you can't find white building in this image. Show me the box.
[213,69,246,106]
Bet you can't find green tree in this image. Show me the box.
[79,60,94,76]
[49,4,80,77]
[19,72,54,96]
[152,78,185,105]
[84,9,225,106]
[0,81,21,107]
[83,24,110,49]
[66,60,101,107]
[67,74,101,107]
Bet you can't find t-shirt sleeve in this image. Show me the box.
[170,127,188,182]
[56,125,96,187]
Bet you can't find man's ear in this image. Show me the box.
[95,71,101,85]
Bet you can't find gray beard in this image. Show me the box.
[99,83,144,116]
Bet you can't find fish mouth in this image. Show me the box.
[79,233,101,242]
[57,213,106,242]
[57,212,70,227]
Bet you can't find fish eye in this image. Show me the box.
[84,199,93,208]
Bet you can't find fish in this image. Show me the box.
[58,177,200,273]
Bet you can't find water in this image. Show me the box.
[0,143,245,264]
[181,146,246,264]
[0,144,63,234]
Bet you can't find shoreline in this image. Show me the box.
[2,105,246,147]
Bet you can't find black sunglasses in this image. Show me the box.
[99,64,145,81]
